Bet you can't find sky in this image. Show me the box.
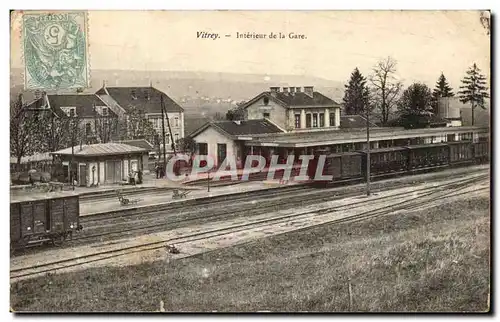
[10,10,490,89]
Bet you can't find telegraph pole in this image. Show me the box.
[160,95,168,176]
[162,96,177,156]
[366,106,371,196]
[207,169,210,192]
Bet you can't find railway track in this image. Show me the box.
[79,164,489,221]
[10,173,489,280]
[71,171,489,243]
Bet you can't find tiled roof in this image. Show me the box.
[51,143,148,157]
[95,87,183,114]
[271,91,340,107]
[118,139,155,151]
[340,115,378,129]
[190,119,284,138]
[241,91,340,110]
[46,94,116,118]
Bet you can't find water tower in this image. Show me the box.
[437,97,462,127]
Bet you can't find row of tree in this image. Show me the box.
[9,94,193,170]
[342,57,489,127]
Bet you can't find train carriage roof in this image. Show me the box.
[326,151,364,157]
[10,191,79,203]
[406,143,450,149]
[358,146,409,154]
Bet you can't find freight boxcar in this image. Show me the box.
[448,141,474,166]
[473,141,490,164]
[308,151,363,186]
[407,143,449,171]
[361,147,409,177]
[10,191,82,250]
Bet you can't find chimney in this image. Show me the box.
[304,86,314,97]
[102,80,107,88]
[282,87,289,93]
[295,87,301,93]
[270,87,280,93]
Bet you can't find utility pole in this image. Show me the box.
[162,95,177,156]
[207,169,210,192]
[366,106,371,196]
[160,95,168,176]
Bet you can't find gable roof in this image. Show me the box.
[340,115,378,129]
[24,94,116,118]
[51,143,148,157]
[189,119,284,139]
[241,91,340,110]
[95,86,183,114]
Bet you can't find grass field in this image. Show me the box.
[11,195,490,312]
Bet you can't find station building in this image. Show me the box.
[189,86,490,168]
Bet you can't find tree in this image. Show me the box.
[342,67,370,115]
[369,56,403,125]
[92,106,119,143]
[176,136,196,153]
[10,94,36,170]
[125,105,158,142]
[226,105,246,121]
[397,83,434,129]
[431,73,454,114]
[457,63,489,126]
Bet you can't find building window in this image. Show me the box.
[69,108,76,117]
[294,114,301,128]
[263,112,270,119]
[330,111,336,127]
[312,113,318,127]
[102,107,108,116]
[174,133,179,143]
[85,123,92,136]
[174,117,179,127]
[197,143,208,155]
[131,90,137,100]
[263,97,269,106]
[319,113,325,127]
[306,114,312,128]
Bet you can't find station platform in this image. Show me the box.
[80,179,303,216]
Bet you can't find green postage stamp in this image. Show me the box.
[22,11,89,90]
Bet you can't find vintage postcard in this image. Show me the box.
[9,10,490,313]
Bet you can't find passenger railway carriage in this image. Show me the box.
[10,191,82,250]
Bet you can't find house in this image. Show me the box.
[50,142,149,187]
[240,86,341,132]
[189,119,284,166]
[23,93,120,143]
[95,85,184,152]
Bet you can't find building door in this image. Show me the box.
[217,143,227,166]
[106,160,122,183]
[79,164,87,186]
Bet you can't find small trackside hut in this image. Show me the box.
[51,142,149,187]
